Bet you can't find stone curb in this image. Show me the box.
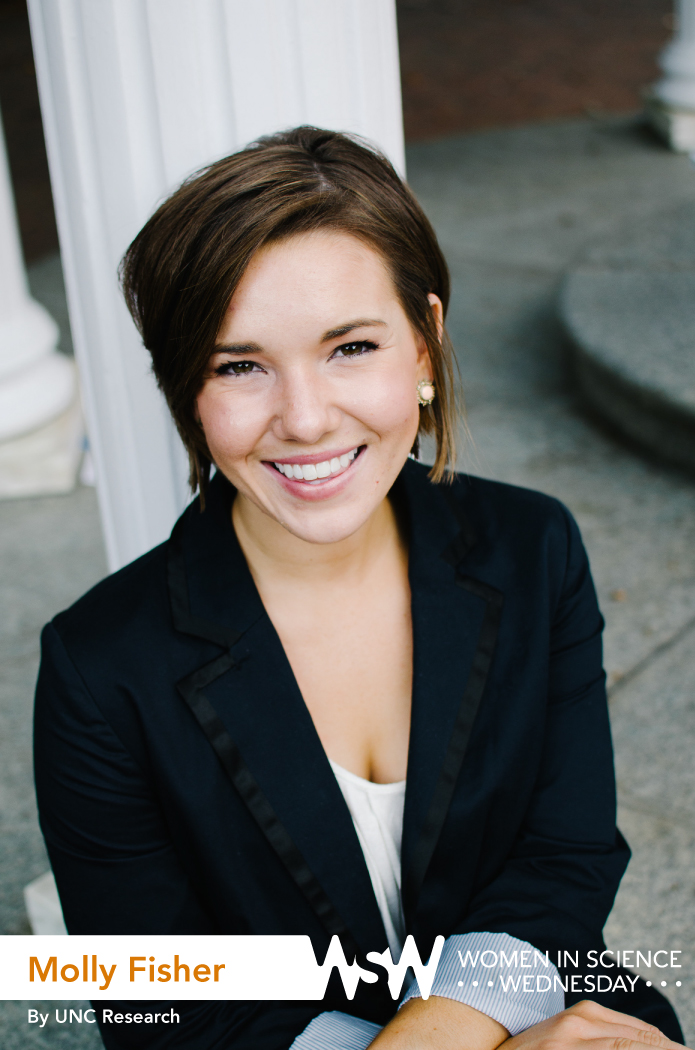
[560,203,695,473]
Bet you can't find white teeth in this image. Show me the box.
[274,447,360,481]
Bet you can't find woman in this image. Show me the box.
[34,127,684,1050]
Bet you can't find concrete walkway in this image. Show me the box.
[1,114,694,1045]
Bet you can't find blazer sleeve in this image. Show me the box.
[34,622,321,1050]
[450,503,630,957]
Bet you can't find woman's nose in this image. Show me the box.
[271,370,341,445]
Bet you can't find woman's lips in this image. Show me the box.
[262,446,365,499]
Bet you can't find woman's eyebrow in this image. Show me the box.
[321,319,387,341]
[213,341,264,355]
[213,320,387,355]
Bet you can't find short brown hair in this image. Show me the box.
[120,126,459,496]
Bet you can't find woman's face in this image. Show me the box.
[196,229,440,545]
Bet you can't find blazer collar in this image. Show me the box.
[168,461,502,950]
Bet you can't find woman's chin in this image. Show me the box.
[272,500,378,546]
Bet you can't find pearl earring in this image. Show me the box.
[417,379,435,406]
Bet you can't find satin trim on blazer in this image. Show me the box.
[168,518,361,958]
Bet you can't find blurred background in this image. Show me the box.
[1,0,695,1045]
[0,0,678,262]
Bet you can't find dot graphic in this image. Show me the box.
[458,981,463,987]
[488,981,494,987]
[646,981,652,987]
[472,981,478,987]
[661,981,667,987]
[676,982,682,988]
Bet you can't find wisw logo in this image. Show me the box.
[319,935,445,1000]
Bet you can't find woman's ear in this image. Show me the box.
[428,293,444,341]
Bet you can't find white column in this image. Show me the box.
[26,0,405,571]
[646,0,695,150]
[0,111,78,495]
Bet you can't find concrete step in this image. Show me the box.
[560,201,695,474]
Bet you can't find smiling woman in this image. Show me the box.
[197,230,438,546]
[33,127,685,1050]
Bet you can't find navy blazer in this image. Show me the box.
[34,461,682,1048]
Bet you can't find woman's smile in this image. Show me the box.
[266,445,364,497]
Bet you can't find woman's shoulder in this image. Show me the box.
[406,459,575,546]
[48,538,171,659]
[455,468,567,513]
[406,462,591,613]
[45,477,233,671]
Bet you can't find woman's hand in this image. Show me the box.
[504,1001,689,1050]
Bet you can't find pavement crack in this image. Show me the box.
[617,788,695,832]
[608,612,695,700]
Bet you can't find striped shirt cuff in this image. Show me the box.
[400,931,564,1036]
[289,1011,382,1050]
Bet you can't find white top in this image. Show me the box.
[329,760,406,957]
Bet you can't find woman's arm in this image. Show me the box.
[367,503,678,1047]
[369,1000,689,1050]
[34,621,321,1050]
[447,504,627,962]
[369,996,507,1050]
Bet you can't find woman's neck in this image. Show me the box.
[232,491,406,590]
[232,488,413,786]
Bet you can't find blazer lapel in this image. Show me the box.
[168,472,388,958]
[398,462,503,924]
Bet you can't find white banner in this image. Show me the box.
[0,934,444,1001]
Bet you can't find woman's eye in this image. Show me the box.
[214,360,262,377]
[332,340,379,358]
